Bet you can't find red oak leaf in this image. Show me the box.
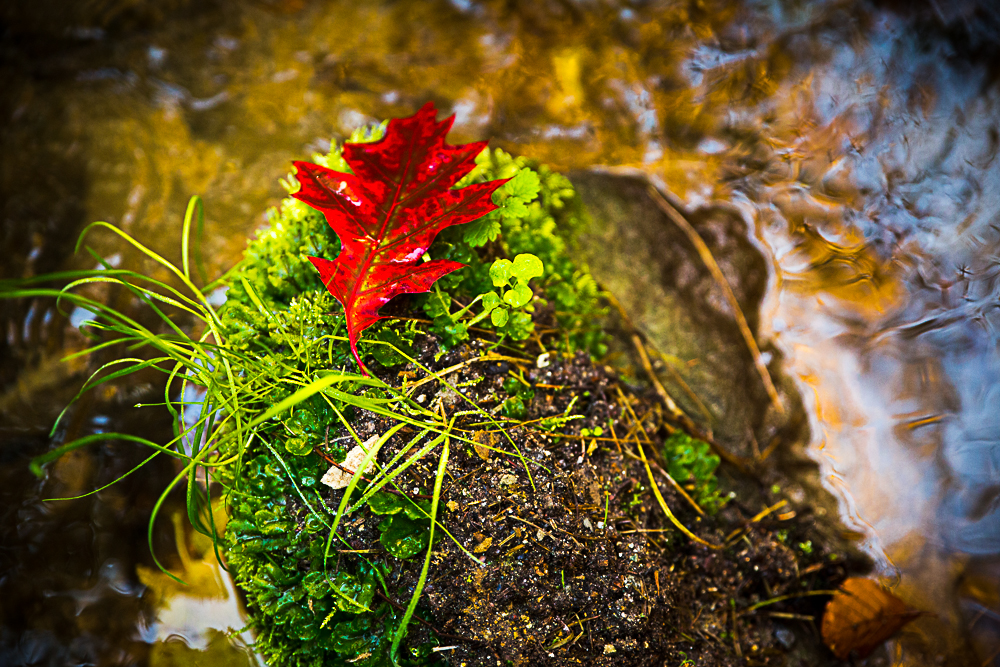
[291,102,506,374]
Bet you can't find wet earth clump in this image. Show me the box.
[310,336,859,666]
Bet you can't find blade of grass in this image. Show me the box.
[181,196,201,283]
[391,428,449,664]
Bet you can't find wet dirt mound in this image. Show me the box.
[323,341,857,666]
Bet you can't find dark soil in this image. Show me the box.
[316,335,862,666]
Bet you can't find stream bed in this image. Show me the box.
[2,1,999,665]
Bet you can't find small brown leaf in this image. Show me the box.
[821,577,922,659]
[472,431,495,461]
[473,536,493,553]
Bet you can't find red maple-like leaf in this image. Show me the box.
[291,102,506,374]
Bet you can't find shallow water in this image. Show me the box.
[2,0,999,664]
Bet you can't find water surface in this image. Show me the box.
[2,0,999,664]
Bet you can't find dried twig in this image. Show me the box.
[724,499,789,544]
[398,353,531,393]
[616,394,707,518]
[646,185,783,414]
[645,345,714,426]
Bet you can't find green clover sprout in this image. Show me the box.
[474,254,544,339]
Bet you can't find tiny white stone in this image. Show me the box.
[321,435,377,489]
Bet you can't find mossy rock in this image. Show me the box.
[570,170,851,552]
[213,138,860,666]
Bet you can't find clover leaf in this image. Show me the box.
[510,253,544,281]
[490,258,513,287]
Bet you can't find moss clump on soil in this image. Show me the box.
[213,129,849,666]
[213,131,615,667]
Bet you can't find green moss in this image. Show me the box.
[418,148,606,352]
[212,124,611,666]
[662,432,724,514]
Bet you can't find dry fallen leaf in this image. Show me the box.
[321,435,378,489]
[821,577,922,659]
[473,536,493,554]
[472,430,495,461]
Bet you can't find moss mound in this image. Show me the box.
[212,129,851,666]
[213,134,612,666]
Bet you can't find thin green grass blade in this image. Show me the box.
[242,373,364,431]
[391,433,449,663]
[41,451,160,501]
[30,432,197,479]
[48,357,172,437]
[145,423,253,586]
[192,197,209,286]
[63,274,206,320]
[349,429,434,512]
[59,335,148,363]
[74,222,225,331]
[181,196,201,282]
[185,466,212,536]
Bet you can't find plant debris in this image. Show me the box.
[821,577,922,660]
[322,436,379,489]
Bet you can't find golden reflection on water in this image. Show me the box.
[4,0,1000,665]
[137,512,257,666]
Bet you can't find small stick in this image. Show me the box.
[646,345,714,426]
[616,387,722,549]
[766,612,815,621]
[739,590,839,615]
[399,353,532,393]
[724,500,788,544]
[607,420,624,455]
[616,390,706,517]
[509,515,555,541]
[646,185,783,415]
[648,459,706,517]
